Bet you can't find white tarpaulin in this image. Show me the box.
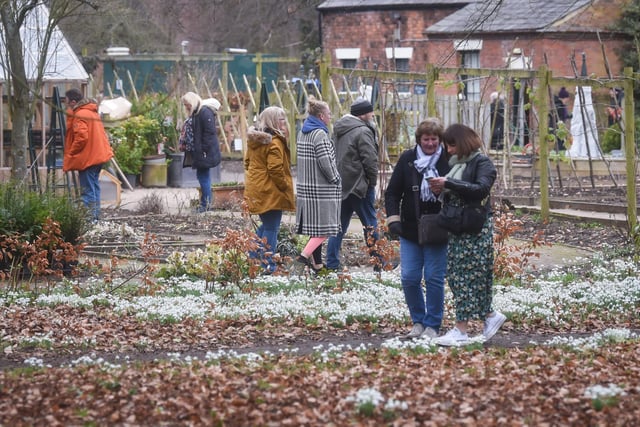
[568,86,600,158]
[99,97,132,121]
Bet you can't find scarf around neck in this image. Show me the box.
[414,144,443,202]
[446,149,482,180]
[301,114,328,134]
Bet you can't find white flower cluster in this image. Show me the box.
[205,349,266,365]
[83,221,141,241]
[20,332,54,346]
[492,275,640,325]
[312,343,372,362]
[66,353,121,370]
[345,387,408,411]
[584,383,627,399]
[544,328,638,350]
[23,357,51,368]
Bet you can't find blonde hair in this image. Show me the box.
[182,92,202,114]
[258,106,288,138]
[307,97,329,118]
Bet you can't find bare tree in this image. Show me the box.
[0,0,95,179]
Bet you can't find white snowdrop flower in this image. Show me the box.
[167,352,182,361]
[544,328,636,350]
[346,388,385,406]
[602,328,636,342]
[381,337,436,352]
[584,383,627,399]
[238,352,263,364]
[384,398,409,411]
[23,357,46,367]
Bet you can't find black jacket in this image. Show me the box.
[443,154,496,206]
[384,146,450,243]
[191,106,221,169]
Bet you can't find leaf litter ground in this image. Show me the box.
[1,186,639,425]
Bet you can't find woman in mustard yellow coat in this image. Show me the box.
[244,106,295,274]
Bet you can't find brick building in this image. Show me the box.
[318,0,631,96]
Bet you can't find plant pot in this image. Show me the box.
[141,155,167,188]
[167,152,185,188]
[212,184,245,209]
[122,174,138,188]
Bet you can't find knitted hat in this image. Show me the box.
[350,97,373,116]
[558,87,570,99]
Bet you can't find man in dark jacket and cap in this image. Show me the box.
[326,97,384,271]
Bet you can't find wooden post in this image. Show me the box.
[624,67,637,230]
[426,64,438,119]
[537,65,550,221]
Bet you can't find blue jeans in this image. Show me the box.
[399,236,447,332]
[196,168,211,210]
[252,210,283,272]
[326,187,379,269]
[78,164,102,221]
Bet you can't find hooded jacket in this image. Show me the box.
[63,99,113,172]
[333,114,378,200]
[244,127,295,214]
[190,105,221,169]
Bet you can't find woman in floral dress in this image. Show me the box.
[427,124,506,346]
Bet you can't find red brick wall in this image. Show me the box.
[321,5,628,78]
[321,8,458,71]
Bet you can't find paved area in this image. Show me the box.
[103,185,615,272]
[98,159,629,271]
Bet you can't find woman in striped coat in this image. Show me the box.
[295,98,341,271]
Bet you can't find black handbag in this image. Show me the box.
[414,171,448,245]
[438,197,487,235]
[418,213,449,245]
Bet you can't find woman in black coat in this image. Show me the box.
[180,91,221,212]
[428,123,506,347]
[385,118,450,340]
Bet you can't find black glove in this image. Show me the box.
[388,221,402,237]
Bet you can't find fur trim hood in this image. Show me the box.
[247,127,273,149]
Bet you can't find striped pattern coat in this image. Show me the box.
[296,128,342,236]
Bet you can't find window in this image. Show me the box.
[454,40,482,102]
[394,58,409,72]
[335,48,361,92]
[460,50,481,102]
[341,59,357,69]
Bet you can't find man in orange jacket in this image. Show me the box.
[63,88,113,222]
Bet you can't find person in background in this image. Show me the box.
[428,124,506,346]
[489,92,505,150]
[63,88,113,222]
[244,106,295,274]
[607,87,624,127]
[179,91,221,213]
[295,98,341,272]
[550,87,572,150]
[326,97,382,271]
[385,118,450,340]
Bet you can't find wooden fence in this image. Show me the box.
[176,58,637,227]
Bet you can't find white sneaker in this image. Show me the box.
[483,312,507,340]
[405,323,425,339]
[420,327,438,340]
[433,327,469,346]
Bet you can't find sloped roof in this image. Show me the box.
[318,0,474,10]
[0,4,88,82]
[426,0,594,34]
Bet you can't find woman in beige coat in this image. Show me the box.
[244,106,295,274]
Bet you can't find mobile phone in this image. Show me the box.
[426,176,434,181]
